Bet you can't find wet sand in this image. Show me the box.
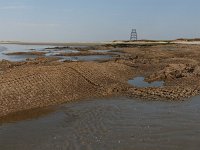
[1,42,200,117]
[5,51,46,56]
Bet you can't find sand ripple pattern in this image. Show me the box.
[0,62,132,117]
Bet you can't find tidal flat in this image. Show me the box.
[1,41,200,149]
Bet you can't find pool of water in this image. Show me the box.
[128,77,164,88]
[0,96,200,150]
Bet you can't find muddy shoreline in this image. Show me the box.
[1,42,200,117]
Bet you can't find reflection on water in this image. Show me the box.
[129,77,164,88]
[0,97,200,150]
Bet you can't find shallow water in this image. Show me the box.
[0,96,200,150]
[129,77,164,88]
[0,44,56,61]
[0,44,112,62]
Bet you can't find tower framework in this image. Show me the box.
[130,29,137,40]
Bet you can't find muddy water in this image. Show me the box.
[1,97,200,150]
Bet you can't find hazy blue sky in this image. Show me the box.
[0,0,199,42]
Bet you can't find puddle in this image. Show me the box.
[1,96,200,150]
[128,77,164,88]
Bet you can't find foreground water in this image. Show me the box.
[0,96,200,150]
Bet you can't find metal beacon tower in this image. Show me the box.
[130,29,138,41]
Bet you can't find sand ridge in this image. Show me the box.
[0,61,133,117]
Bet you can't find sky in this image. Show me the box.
[0,0,199,42]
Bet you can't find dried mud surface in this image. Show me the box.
[1,43,200,117]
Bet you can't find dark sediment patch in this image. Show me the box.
[0,106,56,124]
[5,51,46,56]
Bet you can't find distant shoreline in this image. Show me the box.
[1,39,200,46]
[0,41,105,46]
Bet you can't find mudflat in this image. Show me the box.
[1,42,200,117]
